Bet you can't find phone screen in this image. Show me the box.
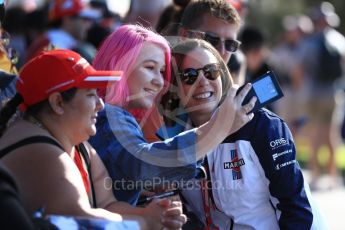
[238,71,284,113]
[253,75,279,103]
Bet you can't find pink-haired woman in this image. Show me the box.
[89,24,255,208]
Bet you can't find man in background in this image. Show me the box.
[26,0,101,63]
[298,1,345,190]
[179,0,244,84]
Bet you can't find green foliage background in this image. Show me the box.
[246,0,345,45]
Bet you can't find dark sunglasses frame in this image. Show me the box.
[186,29,241,53]
[179,63,221,85]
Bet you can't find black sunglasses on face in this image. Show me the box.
[186,29,241,53]
[179,63,221,85]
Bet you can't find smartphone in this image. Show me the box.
[237,71,284,113]
[137,190,179,206]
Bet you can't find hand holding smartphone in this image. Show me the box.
[237,71,284,113]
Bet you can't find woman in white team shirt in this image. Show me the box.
[158,39,326,230]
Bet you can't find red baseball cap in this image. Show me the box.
[17,49,122,109]
[227,0,248,14]
[49,0,101,21]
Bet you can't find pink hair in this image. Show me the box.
[93,24,171,109]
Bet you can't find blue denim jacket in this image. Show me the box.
[89,104,197,205]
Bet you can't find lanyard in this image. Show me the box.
[200,160,220,230]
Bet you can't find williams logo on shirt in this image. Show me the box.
[224,149,245,180]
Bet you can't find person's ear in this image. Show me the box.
[48,92,65,115]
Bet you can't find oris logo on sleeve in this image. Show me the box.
[269,138,287,149]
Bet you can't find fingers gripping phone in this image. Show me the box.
[237,71,284,113]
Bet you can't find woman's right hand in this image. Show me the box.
[221,83,257,135]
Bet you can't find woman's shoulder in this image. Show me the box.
[248,109,291,138]
[99,104,132,122]
[230,109,287,138]
[0,120,67,161]
[102,104,140,128]
[103,103,124,113]
[252,108,286,125]
[0,120,54,148]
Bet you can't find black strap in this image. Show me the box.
[203,156,217,205]
[76,143,97,208]
[0,137,97,208]
[0,136,63,158]
[230,218,234,230]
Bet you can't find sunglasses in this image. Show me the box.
[179,63,221,85]
[186,29,241,53]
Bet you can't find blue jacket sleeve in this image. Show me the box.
[251,110,313,229]
[90,104,197,186]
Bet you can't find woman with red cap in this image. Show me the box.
[0,49,187,229]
